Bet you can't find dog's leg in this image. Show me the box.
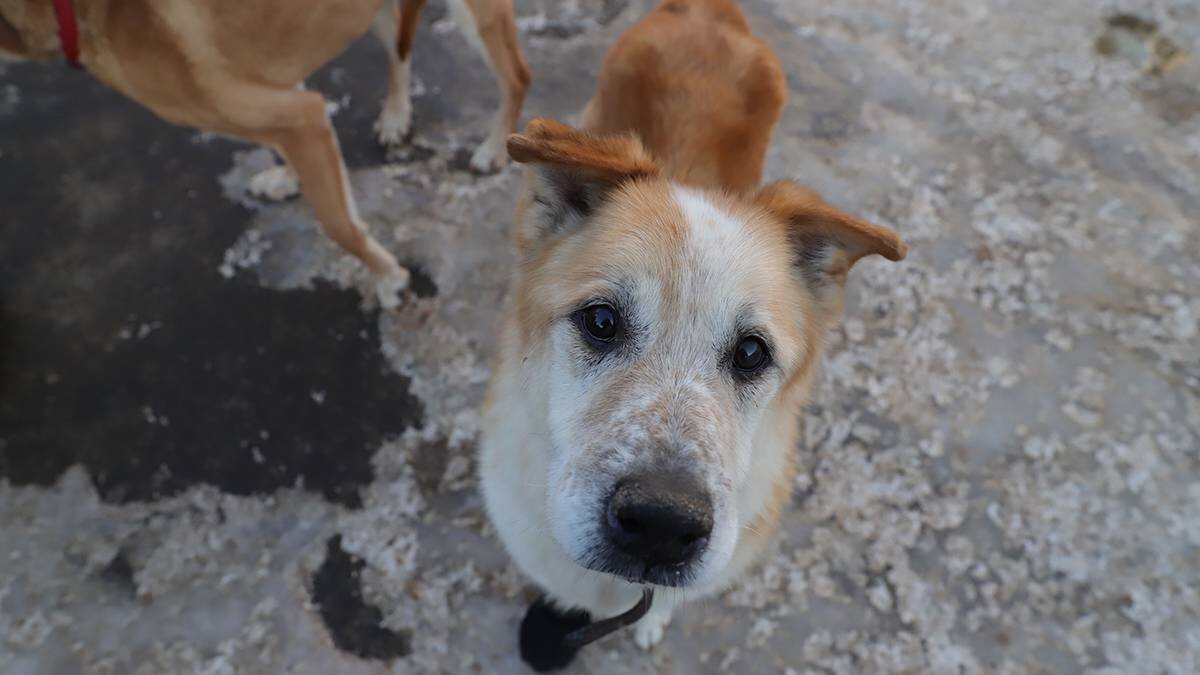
[248,83,308,201]
[271,94,409,306]
[223,86,408,306]
[446,0,530,173]
[372,0,426,147]
[632,597,674,650]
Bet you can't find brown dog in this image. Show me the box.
[0,0,529,306]
[479,0,907,667]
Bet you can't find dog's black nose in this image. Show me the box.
[604,472,713,569]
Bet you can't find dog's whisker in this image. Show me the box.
[740,522,766,537]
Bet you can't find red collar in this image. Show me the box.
[52,0,81,67]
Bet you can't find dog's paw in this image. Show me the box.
[633,610,670,651]
[374,105,412,147]
[520,596,590,672]
[247,165,300,201]
[374,267,411,311]
[468,138,508,174]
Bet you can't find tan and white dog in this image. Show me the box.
[0,0,529,305]
[479,0,907,668]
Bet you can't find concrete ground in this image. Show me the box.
[1,0,1198,673]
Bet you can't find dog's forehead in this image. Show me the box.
[544,180,807,364]
[557,180,686,287]
[571,183,789,292]
[676,186,803,335]
[673,186,780,296]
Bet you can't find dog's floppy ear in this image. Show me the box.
[754,180,907,287]
[508,118,660,249]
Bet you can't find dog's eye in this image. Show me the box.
[732,336,769,374]
[580,304,620,346]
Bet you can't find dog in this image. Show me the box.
[0,0,529,306]
[478,0,908,669]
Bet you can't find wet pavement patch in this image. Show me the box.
[0,277,423,508]
[312,535,413,661]
[98,550,138,597]
[0,54,422,508]
[403,260,439,299]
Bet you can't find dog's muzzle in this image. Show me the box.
[592,470,713,586]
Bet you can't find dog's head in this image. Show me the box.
[506,119,906,588]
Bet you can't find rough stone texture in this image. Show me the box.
[1,0,1198,673]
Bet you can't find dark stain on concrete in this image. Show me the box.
[312,535,412,661]
[98,550,138,597]
[0,41,423,508]
[402,259,440,299]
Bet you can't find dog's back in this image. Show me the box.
[581,0,786,193]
